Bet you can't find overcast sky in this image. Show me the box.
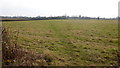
[0,0,119,18]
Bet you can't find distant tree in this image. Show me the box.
[79,15,81,18]
[97,17,100,20]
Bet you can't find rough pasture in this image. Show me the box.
[3,20,118,66]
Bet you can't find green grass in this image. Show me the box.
[3,19,118,66]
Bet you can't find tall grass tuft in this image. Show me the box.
[2,27,21,66]
[2,27,53,66]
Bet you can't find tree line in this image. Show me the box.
[0,15,118,21]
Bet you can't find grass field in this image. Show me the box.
[3,19,118,66]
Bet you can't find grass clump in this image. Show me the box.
[2,27,54,66]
